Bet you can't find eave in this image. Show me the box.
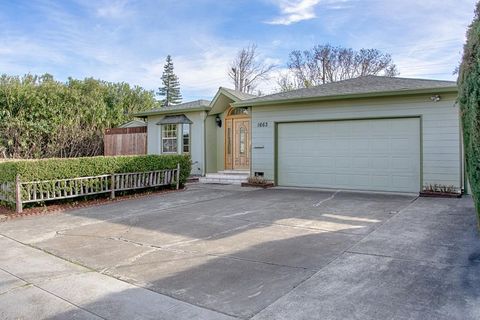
[132,107,211,117]
[232,86,458,108]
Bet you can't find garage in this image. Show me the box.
[277,118,421,193]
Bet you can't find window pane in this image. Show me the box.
[230,107,249,116]
[182,124,190,153]
[227,128,232,155]
[240,127,245,154]
[162,139,177,153]
[162,124,177,153]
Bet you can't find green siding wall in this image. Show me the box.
[146,111,206,175]
[205,115,217,173]
[251,93,462,191]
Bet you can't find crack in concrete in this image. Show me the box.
[0,282,32,297]
[248,195,421,318]
[344,250,474,268]
[313,190,339,207]
[0,265,106,320]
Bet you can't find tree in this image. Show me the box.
[458,2,480,224]
[228,44,275,93]
[157,55,182,107]
[279,44,398,91]
[0,74,157,159]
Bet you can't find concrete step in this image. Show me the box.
[218,170,250,175]
[200,171,250,185]
[205,174,248,180]
[199,177,246,185]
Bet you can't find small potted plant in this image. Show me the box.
[241,176,275,188]
[420,184,462,198]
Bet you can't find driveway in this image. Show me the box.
[0,184,479,319]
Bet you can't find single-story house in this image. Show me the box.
[133,76,463,194]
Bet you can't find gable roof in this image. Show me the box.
[219,87,257,101]
[155,114,193,125]
[133,99,211,117]
[207,87,257,115]
[234,76,457,107]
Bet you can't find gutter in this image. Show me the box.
[132,107,211,117]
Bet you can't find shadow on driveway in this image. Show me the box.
[1,185,478,319]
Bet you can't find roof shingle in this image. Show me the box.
[133,99,211,116]
[235,76,457,106]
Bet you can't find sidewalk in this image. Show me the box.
[0,235,234,320]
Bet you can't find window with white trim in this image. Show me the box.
[162,124,177,153]
[182,124,190,154]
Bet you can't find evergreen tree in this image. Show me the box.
[157,55,182,107]
[458,2,480,225]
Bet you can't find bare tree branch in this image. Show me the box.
[228,44,276,93]
[282,44,399,91]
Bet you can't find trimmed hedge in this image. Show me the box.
[0,154,191,186]
[458,2,480,224]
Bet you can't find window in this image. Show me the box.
[229,107,249,116]
[162,124,177,153]
[239,127,246,154]
[227,127,232,155]
[182,124,190,154]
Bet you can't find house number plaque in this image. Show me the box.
[257,122,268,128]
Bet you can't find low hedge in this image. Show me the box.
[0,154,191,186]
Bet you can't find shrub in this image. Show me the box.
[458,2,480,224]
[247,175,268,185]
[0,154,191,186]
[0,74,158,159]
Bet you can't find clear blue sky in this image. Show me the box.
[0,0,476,101]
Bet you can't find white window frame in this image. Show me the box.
[161,124,178,154]
[182,123,191,154]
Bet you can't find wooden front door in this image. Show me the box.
[225,109,250,170]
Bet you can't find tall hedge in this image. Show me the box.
[0,155,191,186]
[458,2,480,223]
[0,74,158,159]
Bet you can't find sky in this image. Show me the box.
[0,0,476,101]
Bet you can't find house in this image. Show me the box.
[133,76,463,194]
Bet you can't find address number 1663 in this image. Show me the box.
[257,122,268,128]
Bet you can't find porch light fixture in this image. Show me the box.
[215,115,222,127]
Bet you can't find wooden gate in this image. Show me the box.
[104,127,147,156]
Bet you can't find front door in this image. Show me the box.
[225,108,250,170]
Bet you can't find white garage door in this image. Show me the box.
[277,118,421,193]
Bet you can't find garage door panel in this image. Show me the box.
[277,118,421,193]
[352,157,370,169]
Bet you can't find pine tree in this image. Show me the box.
[157,55,182,107]
[458,2,480,225]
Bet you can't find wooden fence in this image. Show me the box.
[104,127,147,156]
[0,165,180,213]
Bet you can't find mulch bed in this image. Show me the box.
[241,182,275,189]
[0,187,185,222]
[419,191,462,198]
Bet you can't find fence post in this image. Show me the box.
[110,174,115,199]
[15,175,22,214]
[176,163,180,190]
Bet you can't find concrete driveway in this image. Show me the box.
[0,184,479,320]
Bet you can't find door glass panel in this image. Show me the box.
[240,127,245,154]
[230,107,249,116]
[227,128,232,154]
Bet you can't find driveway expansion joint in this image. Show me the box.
[344,250,474,268]
[0,265,107,320]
